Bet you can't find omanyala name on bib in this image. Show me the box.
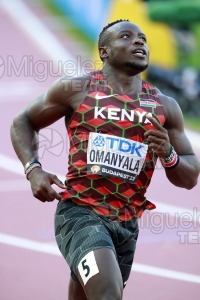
[89,150,141,172]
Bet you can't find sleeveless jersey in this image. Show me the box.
[61,71,166,221]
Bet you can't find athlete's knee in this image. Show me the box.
[101,282,123,300]
[68,277,87,300]
[85,266,123,300]
[86,282,122,300]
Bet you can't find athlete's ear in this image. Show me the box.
[99,46,109,60]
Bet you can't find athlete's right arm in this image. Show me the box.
[10,76,90,202]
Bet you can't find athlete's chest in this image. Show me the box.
[73,91,156,126]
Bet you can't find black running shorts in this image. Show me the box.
[54,200,139,286]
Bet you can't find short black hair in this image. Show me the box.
[98,19,130,48]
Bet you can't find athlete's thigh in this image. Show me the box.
[116,220,139,286]
[77,248,123,300]
[68,277,87,300]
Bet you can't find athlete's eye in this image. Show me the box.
[141,36,147,42]
[122,34,130,39]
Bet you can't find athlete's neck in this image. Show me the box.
[101,66,142,95]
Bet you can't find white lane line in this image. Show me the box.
[0,179,30,192]
[0,82,37,98]
[0,153,66,180]
[0,153,66,181]
[0,0,74,63]
[155,202,200,219]
[0,154,24,176]
[0,233,59,255]
[0,232,199,284]
[132,263,200,284]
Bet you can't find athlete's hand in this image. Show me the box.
[28,167,66,202]
[144,114,171,158]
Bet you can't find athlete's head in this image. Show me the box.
[98,20,149,75]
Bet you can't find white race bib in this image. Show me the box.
[87,133,148,183]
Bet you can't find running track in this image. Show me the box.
[0,1,200,299]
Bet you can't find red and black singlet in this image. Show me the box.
[61,71,166,221]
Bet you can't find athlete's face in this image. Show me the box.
[102,22,149,74]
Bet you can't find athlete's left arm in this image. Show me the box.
[144,95,200,189]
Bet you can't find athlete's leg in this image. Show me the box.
[55,201,123,299]
[77,248,123,300]
[68,277,87,300]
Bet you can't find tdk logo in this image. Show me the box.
[93,135,105,147]
[93,135,144,157]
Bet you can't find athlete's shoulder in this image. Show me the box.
[151,85,184,128]
[142,80,156,90]
[54,74,92,93]
[153,86,179,107]
[141,80,163,97]
[144,81,184,120]
[143,81,176,104]
[46,74,91,106]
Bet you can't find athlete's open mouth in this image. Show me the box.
[131,49,146,57]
